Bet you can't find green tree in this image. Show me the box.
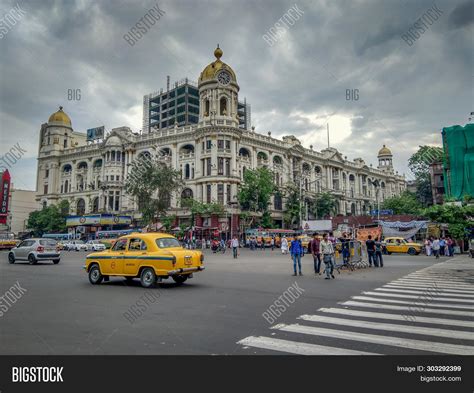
[282,183,301,228]
[180,198,224,226]
[125,158,183,226]
[422,204,474,240]
[408,145,443,206]
[381,191,422,215]
[27,200,70,236]
[237,167,276,224]
[312,192,337,219]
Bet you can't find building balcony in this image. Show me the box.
[179,152,195,160]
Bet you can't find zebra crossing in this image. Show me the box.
[237,257,474,355]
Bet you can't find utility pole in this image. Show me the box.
[299,179,303,229]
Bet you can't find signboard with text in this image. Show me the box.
[0,170,11,224]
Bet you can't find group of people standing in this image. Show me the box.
[424,237,455,258]
[286,233,339,280]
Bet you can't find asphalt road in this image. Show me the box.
[0,248,471,355]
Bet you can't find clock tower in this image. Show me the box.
[198,45,239,128]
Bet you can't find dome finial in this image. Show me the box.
[59,105,63,111]
[214,44,223,60]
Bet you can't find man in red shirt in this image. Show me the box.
[310,233,322,275]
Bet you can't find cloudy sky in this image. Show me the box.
[0,0,472,190]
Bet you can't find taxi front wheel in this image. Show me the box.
[140,267,156,288]
[89,264,103,285]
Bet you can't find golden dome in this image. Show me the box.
[378,145,392,156]
[199,45,237,83]
[48,106,71,126]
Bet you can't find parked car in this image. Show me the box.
[84,233,205,288]
[383,237,422,255]
[85,240,106,251]
[65,240,88,251]
[8,238,60,265]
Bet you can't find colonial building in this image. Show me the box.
[36,46,406,233]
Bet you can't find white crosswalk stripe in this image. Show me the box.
[272,324,474,355]
[383,284,474,294]
[318,307,474,328]
[374,287,474,298]
[297,314,474,340]
[237,257,474,355]
[237,336,380,355]
[361,291,474,303]
[352,295,474,310]
[341,300,474,317]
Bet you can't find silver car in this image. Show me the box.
[8,238,60,265]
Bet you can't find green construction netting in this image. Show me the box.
[442,123,474,199]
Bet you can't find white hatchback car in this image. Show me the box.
[66,240,88,251]
[85,240,106,251]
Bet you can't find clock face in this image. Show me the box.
[217,70,231,85]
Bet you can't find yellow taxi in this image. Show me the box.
[383,237,422,255]
[84,233,204,288]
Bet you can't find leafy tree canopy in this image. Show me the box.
[27,200,70,236]
[237,167,276,213]
[381,191,422,215]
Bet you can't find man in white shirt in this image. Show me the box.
[231,236,239,259]
[432,238,440,259]
[320,233,335,279]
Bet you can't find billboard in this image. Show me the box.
[86,126,105,141]
[0,170,11,224]
[66,214,132,227]
[302,220,332,231]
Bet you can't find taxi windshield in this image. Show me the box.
[155,237,181,249]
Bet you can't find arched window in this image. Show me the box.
[315,165,322,174]
[111,151,116,161]
[273,155,283,165]
[239,147,250,157]
[220,97,227,115]
[182,188,193,201]
[42,201,47,209]
[77,199,86,215]
[185,164,190,179]
[205,99,210,116]
[92,197,99,213]
[274,194,283,210]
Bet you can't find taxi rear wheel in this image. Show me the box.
[172,275,188,285]
[89,264,103,285]
[140,268,156,288]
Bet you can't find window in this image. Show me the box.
[177,86,185,96]
[156,237,181,249]
[206,185,211,203]
[225,140,231,149]
[274,194,283,210]
[64,139,67,148]
[206,140,212,150]
[43,185,48,194]
[112,238,128,251]
[207,158,212,176]
[45,169,49,178]
[218,140,224,149]
[220,97,227,115]
[225,159,230,176]
[177,114,186,123]
[218,157,224,175]
[189,97,199,106]
[218,184,224,204]
[205,99,210,116]
[185,164,190,179]
[177,96,185,105]
[177,105,185,114]
[111,151,116,161]
[227,185,231,203]
[129,238,147,251]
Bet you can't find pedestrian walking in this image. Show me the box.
[432,237,440,258]
[231,235,239,259]
[439,237,446,256]
[320,233,335,279]
[281,236,289,254]
[339,233,350,266]
[366,235,377,267]
[375,236,384,267]
[270,237,275,251]
[289,235,303,276]
[424,238,432,256]
[310,232,321,275]
[447,237,454,257]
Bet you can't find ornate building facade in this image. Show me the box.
[36,47,406,231]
